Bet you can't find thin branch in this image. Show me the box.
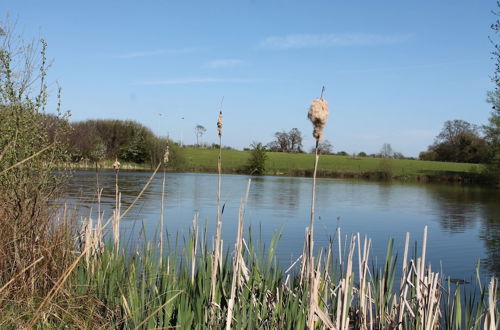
[0,142,55,175]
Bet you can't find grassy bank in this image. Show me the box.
[182,147,485,182]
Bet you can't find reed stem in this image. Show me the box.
[211,113,223,306]
[226,179,251,330]
[307,139,320,329]
[160,162,166,263]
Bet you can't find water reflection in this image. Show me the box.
[271,177,301,209]
[423,184,500,275]
[480,215,500,275]
[63,171,500,279]
[426,185,482,233]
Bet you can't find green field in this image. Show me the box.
[182,147,483,179]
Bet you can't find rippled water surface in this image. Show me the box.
[64,171,500,281]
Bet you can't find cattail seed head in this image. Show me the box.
[307,98,329,142]
[163,146,170,164]
[217,111,223,137]
[112,159,121,171]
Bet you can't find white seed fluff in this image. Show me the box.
[307,98,329,142]
[112,160,121,171]
[163,146,170,164]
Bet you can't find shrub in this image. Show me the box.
[0,22,73,302]
[246,142,267,175]
[67,119,185,167]
[378,158,393,179]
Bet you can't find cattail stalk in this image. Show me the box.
[211,108,224,306]
[191,213,199,285]
[306,87,329,328]
[485,277,498,329]
[112,159,121,251]
[160,146,169,263]
[226,179,251,330]
[306,140,320,329]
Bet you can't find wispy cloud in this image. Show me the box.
[337,59,481,74]
[117,47,200,59]
[132,77,257,85]
[260,33,412,49]
[205,59,245,69]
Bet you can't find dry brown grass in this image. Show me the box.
[0,192,74,302]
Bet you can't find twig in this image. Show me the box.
[0,142,54,175]
[0,256,43,295]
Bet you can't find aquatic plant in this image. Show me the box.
[211,105,224,310]
[305,86,330,328]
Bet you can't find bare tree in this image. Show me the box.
[288,128,303,152]
[268,131,289,152]
[491,1,500,89]
[267,128,303,152]
[314,139,333,154]
[380,143,393,158]
[393,152,405,159]
[194,124,206,146]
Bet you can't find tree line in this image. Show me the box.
[66,119,184,168]
[418,119,491,164]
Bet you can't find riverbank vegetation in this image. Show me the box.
[67,119,186,169]
[67,144,489,183]
[182,147,486,182]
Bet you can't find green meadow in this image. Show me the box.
[182,147,482,178]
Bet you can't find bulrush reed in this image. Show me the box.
[306,86,330,328]
[113,159,121,251]
[211,105,224,311]
[160,146,169,263]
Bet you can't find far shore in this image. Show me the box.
[66,147,492,186]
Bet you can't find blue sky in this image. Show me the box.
[1,0,496,156]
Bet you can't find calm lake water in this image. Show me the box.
[64,171,500,282]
